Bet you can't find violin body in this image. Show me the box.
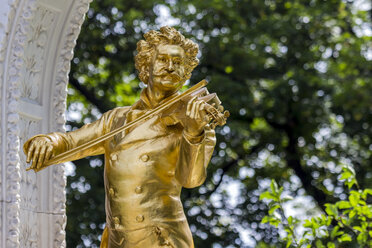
[161,87,230,129]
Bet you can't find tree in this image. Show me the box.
[65,0,371,247]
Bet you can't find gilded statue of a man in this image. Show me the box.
[23,26,226,248]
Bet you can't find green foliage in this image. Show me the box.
[260,166,372,247]
[65,0,371,247]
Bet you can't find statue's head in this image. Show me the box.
[135,26,199,91]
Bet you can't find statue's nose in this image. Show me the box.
[167,60,175,72]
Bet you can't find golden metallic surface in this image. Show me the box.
[23,26,229,248]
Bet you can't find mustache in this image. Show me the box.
[153,71,182,81]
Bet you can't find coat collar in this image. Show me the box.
[131,88,179,111]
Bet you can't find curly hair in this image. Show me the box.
[135,26,199,84]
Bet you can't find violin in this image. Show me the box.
[188,87,230,128]
[161,86,230,129]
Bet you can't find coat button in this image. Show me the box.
[135,186,142,194]
[141,154,149,162]
[136,215,144,222]
[167,171,175,177]
[109,188,115,196]
[111,154,118,161]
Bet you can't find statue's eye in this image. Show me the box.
[160,57,167,63]
[173,59,181,65]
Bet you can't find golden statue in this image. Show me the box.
[23,26,229,248]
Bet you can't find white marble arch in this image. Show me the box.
[0,0,92,247]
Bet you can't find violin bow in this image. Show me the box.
[27,80,208,171]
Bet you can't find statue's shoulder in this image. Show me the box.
[104,106,131,120]
[102,106,131,132]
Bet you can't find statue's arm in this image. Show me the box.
[175,125,216,188]
[23,108,118,171]
[175,97,217,188]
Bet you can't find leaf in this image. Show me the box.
[261,216,271,224]
[340,171,353,180]
[340,165,357,189]
[338,233,352,242]
[353,226,363,233]
[269,204,280,215]
[270,218,280,227]
[337,201,351,209]
[349,193,360,207]
[260,191,278,201]
[327,242,336,248]
[288,215,293,225]
[270,180,279,194]
[325,204,338,217]
[282,195,294,202]
[347,178,357,189]
[349,210,357,219]
[330,226,341,239]
[303,219,313,228]
[343,165,356,176]
[315,239,325,248]
[286,239,292,248]
[363,189,372,196]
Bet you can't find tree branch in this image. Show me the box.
[284,124,336,211]
[69,73,115,113]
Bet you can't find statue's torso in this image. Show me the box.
[102,109,193,247]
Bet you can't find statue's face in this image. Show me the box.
[149,44,186,92]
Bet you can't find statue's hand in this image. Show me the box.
[24,136,54,171]
[182,96,210,137]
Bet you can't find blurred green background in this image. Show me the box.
[65,0,371,247]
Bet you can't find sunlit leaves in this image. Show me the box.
[261,167,372,247]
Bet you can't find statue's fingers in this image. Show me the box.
[26,142,36,163]
[199,101,205,111]
[36,145,47,170]
[31,144,42,169]
[45,145,53,161]
[195,100,204,119]
[190,101,197,119]
[200,101,207,115]
[197,100,207,120]
[186,96,197,116]
[190,100,198,119]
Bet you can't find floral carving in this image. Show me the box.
[18,116,39,210]
[20,4,56,103]
[17,116,40,248]
[19,211,38,248]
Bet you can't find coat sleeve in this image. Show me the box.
[175,124,216,188]
[23,108,122,165]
